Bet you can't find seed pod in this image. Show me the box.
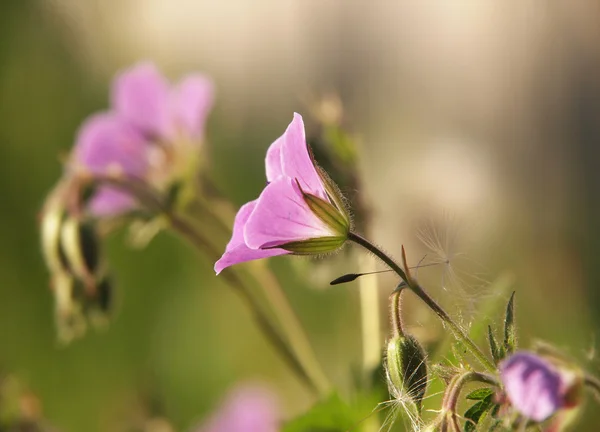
[386,334,429,411]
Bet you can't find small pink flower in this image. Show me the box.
[215,113,349,274]
[500,351,576,422]
[195,385,279,432]
[71,62,214,216]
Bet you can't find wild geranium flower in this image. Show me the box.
[194,385,279,432]
[215,113,350,274]
[71,62,214,216]
[500,351,578,422]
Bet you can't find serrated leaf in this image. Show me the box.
[466,387,494,401]
[503,291,517,355]
[488,325,505,363]
[464,394,495,432]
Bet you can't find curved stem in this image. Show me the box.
[185,195,333,396]
[442,370,499,430]
[389,286,406,338]
[348,232,496,373]
[89,174,328,396]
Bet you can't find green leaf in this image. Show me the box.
[283,393,376,432]
[503,291,517,355]
[466,387,494,401]
[464,393,496,432]
[487,325,505,363]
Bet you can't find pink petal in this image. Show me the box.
[111,62,172,138]
[88,187,137,216]
[171,74,214,140]
[279,113,327,200]
[197,385,279,432]
[73,113,148,176]
[265,136,284,182]
[500,352,563,422]
[215,200,287,274]
[244,177,336,250]
[72,113,148,216]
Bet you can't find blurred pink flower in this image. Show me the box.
[500,351,574,422]
[196,385,279,432]
[71,62,214,216]
[215,113,349,274]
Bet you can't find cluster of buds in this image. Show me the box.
[40,180,113,342]
[40,63,214,342]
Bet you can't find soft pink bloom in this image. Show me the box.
[112,63,213,141]
[195,385,279,432]
[215,113,349,274]
[72,62,214,216]
[500,351,574,422]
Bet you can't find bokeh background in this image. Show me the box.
[2,1,600,430]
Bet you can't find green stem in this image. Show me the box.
[442,370,499,431]
[89,174,326,396]
[358,252,381,382]
[348,232,496,373]
[389,286,406,338]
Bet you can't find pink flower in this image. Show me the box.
[500,351,577,422]
[71,62,214,216]
[215,113,350,274]
[195,385,279,432]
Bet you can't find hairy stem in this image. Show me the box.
[348,232,496,373]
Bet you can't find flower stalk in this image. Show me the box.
[347,231,496,373]
[90,172,331,397]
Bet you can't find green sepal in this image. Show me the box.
[487,325,505,364]
[503,291,517,355]
[277,236,347,254]
[315,166,351,226]
[296,180,349,237]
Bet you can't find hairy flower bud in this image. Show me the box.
[386,334,429,411]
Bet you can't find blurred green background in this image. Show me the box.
[2,1,600,430]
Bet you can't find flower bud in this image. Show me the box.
[386,334,429,411]
[40,193,70,275]
[86,275,115,329]
[52,273,87,344]
[60,217,102,286]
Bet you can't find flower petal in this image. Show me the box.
[198,385,279,432]
[265,136,284,182]
[280,113,327,199]
[73,113,148,176]
[500,352,563,422]
[215,200,287,274]
[112,62,172,138]
[88,187,137,216]
[244,177,336,250]
[171,74,214,140]
[72,113,148,215]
